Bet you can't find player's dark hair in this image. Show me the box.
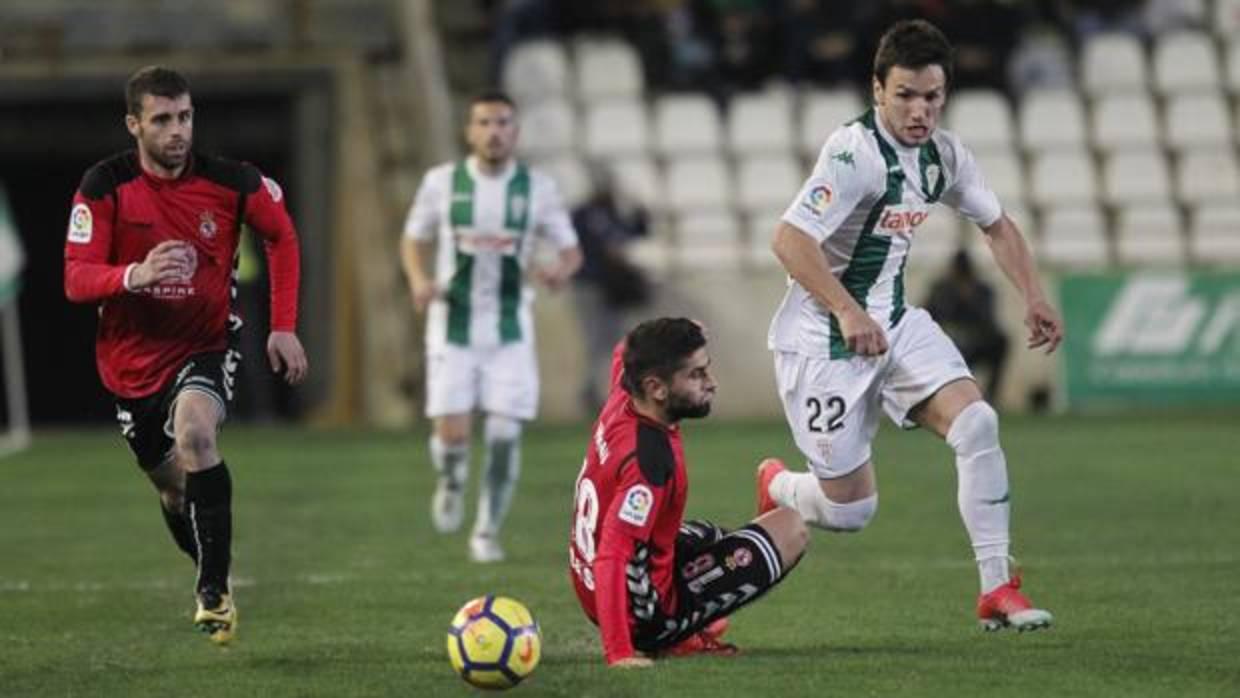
[465,90,517,120]
[125,66,190,117]
[873,19,954,87]
[621,318,707,398]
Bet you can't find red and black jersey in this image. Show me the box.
[64,150,299,398]
[569,341,688,664]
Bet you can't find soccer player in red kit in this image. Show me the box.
[569,318,809,667]
[63,66,308,645]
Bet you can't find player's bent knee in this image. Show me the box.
[947,401,999,456]
[175,423,216,461]
[820,492,878,532]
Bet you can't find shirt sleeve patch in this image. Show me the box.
[799,184,833,217]
[67,203,93,243]
[617,484,654,526]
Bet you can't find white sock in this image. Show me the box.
[946,402,1012,593]
[769,470,819,515]
[429,436,469,490]
[474,416,522,537]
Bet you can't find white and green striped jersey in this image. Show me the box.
[404,156,578,350]
[770,109,1002,358]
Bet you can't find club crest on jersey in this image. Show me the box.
[618,484,653,526]
[925,164,941,194]
[800,185,833,217]
[198,211,218,239]
[67,203,92,243]
[876,205,929,237]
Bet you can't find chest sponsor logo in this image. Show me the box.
[198,211,218,240]
[618,484,653,526]
[455,228,518,255]
[67,204,92,243]
[262,176,283,203]
[876,205,929,237]
[800,184,833,217]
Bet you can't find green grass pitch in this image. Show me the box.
[2,413,1238,697]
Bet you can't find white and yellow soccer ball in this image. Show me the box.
[447,595,541,690]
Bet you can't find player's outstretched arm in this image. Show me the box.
[980,214,1063,354]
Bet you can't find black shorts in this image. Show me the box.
[113,349,240,471]
[630,519,788,652]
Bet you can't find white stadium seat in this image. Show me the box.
[1019,89,1088,152]
[502,40,571,101]
[914,206,964,266]
[1226,37,1240,93]
[574,37,644,102]
[945,89,1015,151]
[1091,93,1160,151]
[1102,150,1172,205]
[965,205,1035,262]
[516,98,576,158]
[1189,204,1240,262]
[1163,93,1233,150]
[665,155,734,214]
[608,155,663,211]
[728,91,795,155]
[1216,0,1240,38]
[799,89,864,157]
[652,94,723,155]
[582,99,649,157]
[1040,205,1110,268]
[735,154,801,215]
[1029,152,1098,206]
[745,209,785,267]
[1115,204,1185,266]
[973,149,1026,207]
[1153,30,1221,94]
[1175,149,1240,204]
[530,155,590,208]
[676,211,742,270]
[1081,32,1149,95]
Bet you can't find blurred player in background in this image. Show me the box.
[569,318,809,667]
[64,66,308,645]
[401,91,582,563]
[759,20,1062,631]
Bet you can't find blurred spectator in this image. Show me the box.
[939,0,1028,91]
[1007,22,1076,93]
[1140,0,1207,35]
[570,166,651,412]
[924,250,1010,402]
[485,0,561,83]
[779,0,881,86]
[1063,0,1145,40]
[709,0,778,93]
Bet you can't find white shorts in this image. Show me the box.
[773,308,973,479]
[425,341,539,420]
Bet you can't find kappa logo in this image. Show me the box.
[618,484,653,526]
[67,203,92,243]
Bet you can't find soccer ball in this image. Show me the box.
[447,595,541,690]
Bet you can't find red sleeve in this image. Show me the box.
[64,191,128,302]
[244,174,300,332]
[594,459,668,664]
[609,339,626,391]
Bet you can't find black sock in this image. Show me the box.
[186,462,233,595]
[159,503,199,564]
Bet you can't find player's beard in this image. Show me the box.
[666,391,712,421]
[144,131,190,173]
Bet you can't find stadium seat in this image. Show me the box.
[1114,204,1185,266]
[1153,30,1221,94]
[653,94,723,155]
[1225,37,1240,93]
[964,205,1036,263]
[582,99,649,157]
[1081,32,1149,95]
[1188,203,1240,263]
[516,98,577,158]
[529,155,590,208]
[574,37,644,102]
[1039,205,1110,268]
[736,154,801,216]
[502,40,571,102]
[799,89,864,158]
[608,155,663,211]
[1175,149,1240,204]
[676,211,743,270]
[945,89,1014,151]
[1215,0,1240,38]
[1018,89,1088,152]
[1163,93,1234,150]
[973,148,1027,207]
[1091,93,1160,151]
[1101,150,1172,205]
[915,206,965,266]
[728,91,795,155]
[665,154,734,214]
[1029,152,1098,207]
[745,209,785,267]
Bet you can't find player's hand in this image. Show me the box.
[267,331,309,385]
[608,655,653,669]
[1024,298,1063,354]
[129,240,195,289]
[532,266,570,292]
[409,278,437,314]
[838,306,888,356]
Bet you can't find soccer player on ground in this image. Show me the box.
[401,91,582,563]
[569,318,809,667]
[758,19,1062,632]
[63,66,308,645]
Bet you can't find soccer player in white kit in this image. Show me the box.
[756,20,1062,631]
[401,91,582,562]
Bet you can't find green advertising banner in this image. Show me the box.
[1060,271,1240,408]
